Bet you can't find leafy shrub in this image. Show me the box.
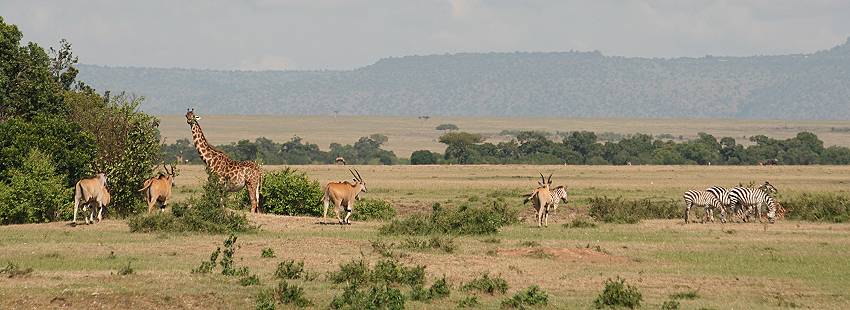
[117,261,134,276]
[661,299,680,310]
[261,248,275,258]
[242,167,323,216]
[462,273,509,295]
[0,262,33,278]
[351,198,396,221]
[274,260,305,280]
[782,193,850,222]
[436,123,459,131]
[588,197,679,223]
[330,283,405,310]
[275,281,313,307]
[457,296,480,307]
[593,277,642,309]
[0,150,71,224]
[563,217,598,228]
[240,274,261,286]
[501,285,549,308]
[128,172,256,234]
[192,247,220,274]
[428,276,451,299]
[380,200,519,235]
[254,289,277,310]
[410,150,439,165]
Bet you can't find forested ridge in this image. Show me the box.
[78,38,850,119]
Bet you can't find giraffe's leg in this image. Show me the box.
[247,180,259,213]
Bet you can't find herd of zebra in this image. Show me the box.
[683,181,786,224]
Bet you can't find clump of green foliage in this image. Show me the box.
[241,167,323,216]
[275,280,313,307]
[661,299,680,310]
[0,262,33,278]
[462,273,509,295]
[240,274,261,286]
[327,259,431,309]
[669,290,699,300]
[192,247,220,274]
[254,289,277,310]
[0,150,71,224]
[588,196,679,223]
[351,198,397,221]
[380,200,519,235]
[501,285,549,308]
[593,276,643,309]
[128,172,256,234]
[274,260,306,280]
[782,193,850,222]
[457,296,480,308]
[190,234,252,278]
[261,248,275,258]
[330,282,405,310]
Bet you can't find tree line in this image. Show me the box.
[160,134,398,165]
[411,131,850,165]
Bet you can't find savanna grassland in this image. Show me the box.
[156,115,850,158]
[2,165,850,309]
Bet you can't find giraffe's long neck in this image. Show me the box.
[190,123,229,175]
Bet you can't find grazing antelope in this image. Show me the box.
[72,173,110,225]
[523,173,566,228]
[322,169,367,225]
[140,164,177,213]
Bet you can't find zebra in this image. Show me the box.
[547,186,569,212]
[706,186,736,223]
[683,190,722,223]
[729,183,779,223]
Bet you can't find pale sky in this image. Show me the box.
[3,0,850,70]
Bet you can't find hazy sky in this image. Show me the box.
[3,0,850,70]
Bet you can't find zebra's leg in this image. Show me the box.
[719,205,727,223]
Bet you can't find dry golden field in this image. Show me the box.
[157,115,850,158]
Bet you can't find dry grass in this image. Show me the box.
[157,115,850,157]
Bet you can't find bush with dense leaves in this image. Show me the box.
[461,273,509,295]
[593,277,642,309]
[410,150,439,165]
[0,150,71,224]
[351,198,396,221]
[501,285,549,308]
[379,200,519,235]
[241,167,322,216]
[588,196,679,223]
[128,173,256,234]
[782,193,850,222]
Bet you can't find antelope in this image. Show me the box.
[140,164,177,213]
[523,173,566,228]
[322,169,367,225]
[72,173,110,225]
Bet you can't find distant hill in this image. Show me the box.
[78,39,850,119]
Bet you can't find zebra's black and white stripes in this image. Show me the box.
[729,186,779,223]
[683,190,721,223]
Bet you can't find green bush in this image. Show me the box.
[669,290,699,300]
[380,200,519,235]
[661,299,680,310]
[330,283,405,310]
[128,172,256,234]
[351,198,396,221]
[410,150,439,165]
[240,274,261,286]
[501,285,549,308]
[275,281,313,307]
[274,260,305,280]
[242,167,322,216]
[563,217,598,229]
[457,296,480,308]
[117,261,134,276]
[782,193,850,222]
[428,276,451,299]
[0,150,71,224]
[254,289,277,310]
[588,197,679,223]
[593,277,642,309]
[462,273,509,295]
[261,248,275,258]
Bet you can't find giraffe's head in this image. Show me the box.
[185,108,201,126]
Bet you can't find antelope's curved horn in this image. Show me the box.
[538,172,545,184]
[547,173,553,184]
[349,169,358,181]
[354,168,363,182]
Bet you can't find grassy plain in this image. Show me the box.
[2,165,850,309]
[157,115,850,158]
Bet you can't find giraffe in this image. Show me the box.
[185,109,263,213]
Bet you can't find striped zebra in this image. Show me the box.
[729,183,779,223]
[706,186,736,223]
[683,190,722,223]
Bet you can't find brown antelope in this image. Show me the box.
[140,164,177,213]
[523,173,563,228]
[72,173,110,225]
[322,169,367,225]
